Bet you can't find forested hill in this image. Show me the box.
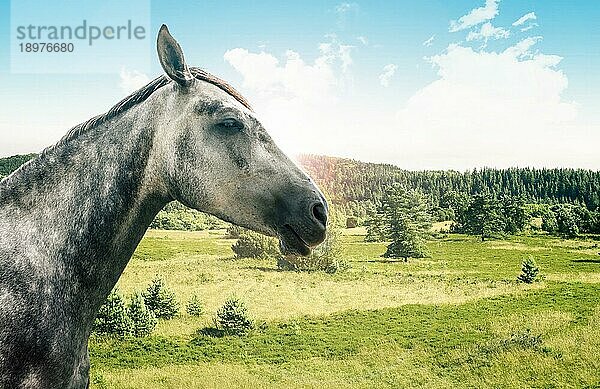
[298,155,600,213]
[0,154,36,177]
[2,154,600,213]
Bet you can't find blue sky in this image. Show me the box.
[0,0,599,169]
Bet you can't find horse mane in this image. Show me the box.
[47,67,252,154]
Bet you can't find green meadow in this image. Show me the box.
[89,228,600,388]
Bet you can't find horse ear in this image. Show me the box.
[157,25,192,86]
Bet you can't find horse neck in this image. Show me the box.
[1,106,170,310]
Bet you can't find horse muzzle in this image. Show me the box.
[277,196,328,256]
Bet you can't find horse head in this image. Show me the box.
[151,25,328,255]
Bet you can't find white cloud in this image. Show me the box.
[335,2,358,14]
[318,36,354,74]
[224,39,361,156]
[379,64,397,87]
[466,22,509,43]
[338,45,354,73]
[224,48,338,102]
[513,12,536,26]
[423,35,435,47]
[520,23,538,32]
[503,36,542,58]
[450,0,500,32]
[119,68,150,95]
[357,36,368,45]
[393,40,585,168]
[224,36,353,100]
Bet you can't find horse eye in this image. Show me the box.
[218,118,244,133]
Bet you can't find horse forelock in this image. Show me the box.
[189,68,252,111]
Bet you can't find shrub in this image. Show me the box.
[149,202,226,231]
[517,257,540,284]
[93,291,133,337]
[502,329,543,350]
[186,295,204,317]
[128,292,157,337]
[142,276,179,319]
[346,216,358,228]
[223,225,243,239]
[214,297,254,335]
[90,373,109,389]
[479,329,544,357]
[231,229,279,259]
[277,228,349,273]
[541,210,558,233]
[553,205,579,238]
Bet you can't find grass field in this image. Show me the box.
[89,228,600,388]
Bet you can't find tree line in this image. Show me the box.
[439,191,600,238]
[365,186,600,261]
[298,155,600,220]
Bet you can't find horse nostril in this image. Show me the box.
[311,203,328,228]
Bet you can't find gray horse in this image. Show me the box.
[0,25,327,388]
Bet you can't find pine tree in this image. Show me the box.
[464,194,505,241]
[517,257,540,283]
[186,295,204,317]
[552,204,579,238]
[381,184,432,261]
[128,292,157,337]
[440,190,470,222]
[501,195,527,234]
[142,276,179,319]
[541,209,558,233]
[364,202,387,242]
[93,291,133,337]
[214,297,254,335]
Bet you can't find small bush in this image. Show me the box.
[150,206,225,231]
[93,291,133,337]
[214,297,254,335]
[278,228,349,273]
[503,329,543,350]
[517,257,540,284]
[186,295,204,317]
[142,276,179,319]
[477,329,544,359]
[91,373,109,389]
[231,229,279,259]
[346,216,358,228]
[128,292,157,337]
[224,225,243,239]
